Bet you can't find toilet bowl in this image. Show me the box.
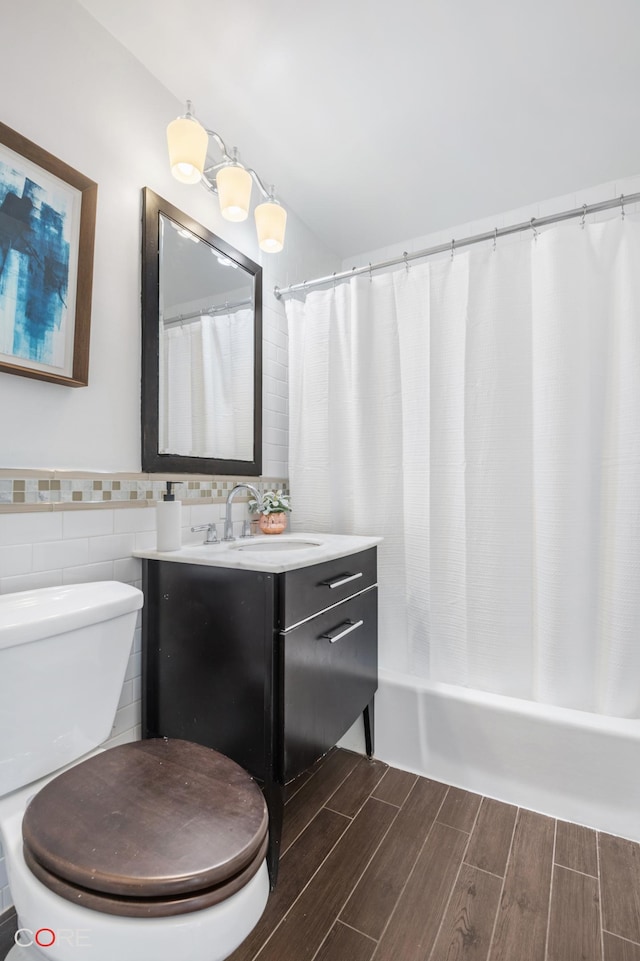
[0,582,270,961]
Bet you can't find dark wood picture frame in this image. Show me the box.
[0,122,97,387]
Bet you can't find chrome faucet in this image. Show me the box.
[223,484,263,542]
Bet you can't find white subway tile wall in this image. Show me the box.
[262,301,290,479]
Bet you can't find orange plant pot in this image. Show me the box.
[258,512,288,535]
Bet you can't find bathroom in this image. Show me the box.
[2,1,640,959]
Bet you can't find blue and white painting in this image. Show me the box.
[0,147,79,374]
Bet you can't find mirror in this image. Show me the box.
[141,188,262,474]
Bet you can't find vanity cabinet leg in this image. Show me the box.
[263,776,284,889]
[363,697,375,758]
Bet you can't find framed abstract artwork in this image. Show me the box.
[0,122,97,387]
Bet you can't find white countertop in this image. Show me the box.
[133,532,382,574]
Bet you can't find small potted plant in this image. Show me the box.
[249,490,291,535]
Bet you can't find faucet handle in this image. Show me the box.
[191,523,218,545]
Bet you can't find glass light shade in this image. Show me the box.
[167,116,208,184]
[216,165,252,222]
[255,201,287,253]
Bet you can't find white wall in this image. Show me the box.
[0,0,339,475]
[342,174,640,276]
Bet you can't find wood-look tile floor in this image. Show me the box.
[229,748,640,961]
[2,747,640,961]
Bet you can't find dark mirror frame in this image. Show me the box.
[141,187,262,475]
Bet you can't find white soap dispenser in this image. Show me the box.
[156,481,182,551]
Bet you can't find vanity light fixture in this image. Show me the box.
[166,100,287,253]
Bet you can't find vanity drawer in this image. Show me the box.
[282,586,378,780]
[278,547,377,629]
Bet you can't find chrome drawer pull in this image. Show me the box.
[320,619,364,643]
[322,572,363,590]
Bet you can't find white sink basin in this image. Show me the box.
[230,537,323,553]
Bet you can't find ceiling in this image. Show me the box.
[78,0,640,259]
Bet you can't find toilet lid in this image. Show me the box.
[22,739,269,899]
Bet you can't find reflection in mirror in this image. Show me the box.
[160,215,255,460]
[142,189,262,475]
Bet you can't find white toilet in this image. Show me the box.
[0,581,269,961]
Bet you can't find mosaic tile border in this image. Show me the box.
[0,472,289,512]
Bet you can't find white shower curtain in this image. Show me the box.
[159,309,254,460]
[286,216,640,716]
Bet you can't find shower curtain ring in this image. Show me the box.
[403,251,410,273]
[450,239,455,260]
[530,217,538,242]
[332,272,337,289]
[581,204,587,229]
[369,262,373,282]
[620,194,625,220]
[493,227,498,251]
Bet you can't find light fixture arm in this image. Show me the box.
[201,128,234,165]
[245,168,273,201]
[200,128,275,201]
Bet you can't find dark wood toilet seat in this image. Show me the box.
[22,833,268,917]
[22,739,269,917]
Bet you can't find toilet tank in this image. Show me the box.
[0,581,143,797]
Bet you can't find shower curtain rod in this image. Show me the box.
[162,297,252,327]
[274,191,640,300]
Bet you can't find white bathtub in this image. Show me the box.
[341,668,640,841]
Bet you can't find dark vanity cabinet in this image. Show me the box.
[141,548,378,884]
